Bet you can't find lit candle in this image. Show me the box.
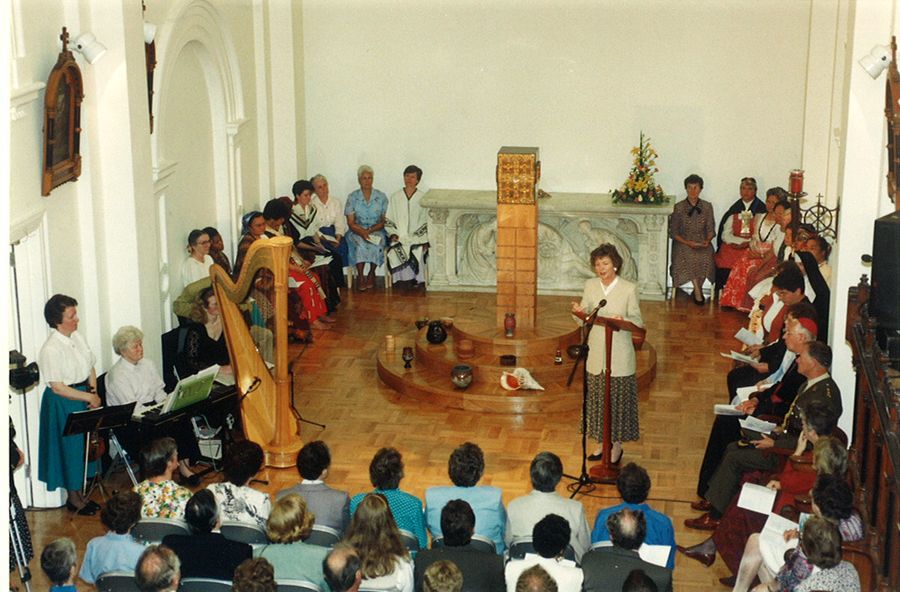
[789,169,804,194]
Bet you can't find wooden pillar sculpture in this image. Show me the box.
[496,147,540,330]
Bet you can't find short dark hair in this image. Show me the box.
[323,543,361,592]
[187,229,208,247]
[40,538,76,585]
[801,515,843,569]
[607,508,646,551]
[786,301,818,324]
[440,499,475,547]
[530,452,563,492]
[141,437,178,478]
[136,545,180,592]
[622,569,658,592]
[448,442,484,487]
[766,186,788,200]
[773,262,805,294]
[296,440,331,480]
[532,514,570,559]
[224,439,265,486]
[616,463,651,504]
[812,474,854,522]
[44,294,78,328]
[515,565,558,592]
[369,447,404,490]
[102,490,143,534]
[233,558,276,592]
[683,174,704,189]
[262,198,289,222]
[292,179,314,198]
[590,244,624,271]
[184,489,218,534]
[800,400,837,437]
[806,341,832,370]
[403,165,423,181]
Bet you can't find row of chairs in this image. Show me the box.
[96,573,323,592]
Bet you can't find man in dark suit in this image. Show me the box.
[581,508,672,592]
[275,440,350,534]
[691,341,841,526]
[414,500,504,592]
[161,490,251,580]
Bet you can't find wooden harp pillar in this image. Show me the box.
[210,236,301,467]
[496,146,540,329]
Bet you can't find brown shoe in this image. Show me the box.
[691,499,713,512]
[684,512,720,531]
[676,544,715,568]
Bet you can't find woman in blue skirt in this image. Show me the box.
[37,294,102,515]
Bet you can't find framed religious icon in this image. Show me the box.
[886,37,900,205]
[41,28,84,196]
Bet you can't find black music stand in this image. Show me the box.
[63,403,137,496]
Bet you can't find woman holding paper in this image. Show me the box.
[345,165,388,291]
[571,244,644,463]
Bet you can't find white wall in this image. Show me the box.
[303,0,814,212]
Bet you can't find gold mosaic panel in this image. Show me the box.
[496,147,540,204]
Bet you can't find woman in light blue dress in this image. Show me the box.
[344,165,388,291]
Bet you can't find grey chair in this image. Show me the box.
[509,536,578,564]
[398,528,420,553]
[277,580,323,592]
[131,518,191,544]
[220,520,268,545]
[179,578,233,592]
[305,524,341,548]
[96,571,141,592]
[431,534,496,554]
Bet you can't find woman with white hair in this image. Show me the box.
[344,165,388,291]
[106,325,201,485]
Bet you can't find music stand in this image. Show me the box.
[63,403,137,496]
[579,313,645,483]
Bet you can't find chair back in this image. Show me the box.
[131,518,191,544]
[305,524,341,547]
[161,326,190,392]
[432,534,496,554]
[508,536,577,563]
[221,520,269,545]
[398,528,420,553]
[180,578,233,592]
[96,571,141,592]
[277,580,323,592]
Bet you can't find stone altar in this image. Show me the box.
[421,190,671,299]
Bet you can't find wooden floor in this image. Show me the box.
[16,286,746,591]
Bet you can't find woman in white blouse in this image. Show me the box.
[182,229,214,288]
[207,439,271,529]
[37,294,102,515]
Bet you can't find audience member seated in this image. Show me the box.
[621,569,659,592]
[310,174,350,271]
[135,545,181,592]
[350,447,427,548]
[669,173,716,305]
[276,440,350,534]
[689,341,842,530]
[134,437,192,519]
[678,403,843,583]
[207,439,271,529]
[286,180,342,313]
[506,452,590,561]
[423,560,464,592]
[345,164,389,291]
[714,177,767,285]
[175,287,232,379]
[203,226,232,276]
[107,325,201,485]
[182,229,214,289]
[414,500,505,592]
[734,474,863,592]
[426,442,506,554]
[233,558,276,592]
[385,164,429,288]
[591,463,675,569]
[515,565,558,592]
[323,543,363,592]
[581,509,672,592]
[162,489,252,580]
[41,538,78,592]
[255,494,329,589]
[79,490,146,584]
[344,493,414,592]
[233,211,267,278]
[505,515,583,592]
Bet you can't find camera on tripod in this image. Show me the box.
[9,350,40,391]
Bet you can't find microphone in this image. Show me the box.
[589,299,607,318]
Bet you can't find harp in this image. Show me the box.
[209,236,301,467]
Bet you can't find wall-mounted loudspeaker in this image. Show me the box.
[870,211,900,366]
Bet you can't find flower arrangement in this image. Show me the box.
[611,132,668,205]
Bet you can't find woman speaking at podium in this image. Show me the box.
[571,244,644,465]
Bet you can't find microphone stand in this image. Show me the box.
[563,299,605,497]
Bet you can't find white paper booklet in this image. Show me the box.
[737,482,777,514]
[759,513,800,574]
[591,541,671,568]
[734,328,763,346]
[721,350,758,364]
[739,416,778,433]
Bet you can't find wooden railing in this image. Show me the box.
[846,277,900,591]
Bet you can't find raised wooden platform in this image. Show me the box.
[376,301,657,414]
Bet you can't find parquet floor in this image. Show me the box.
[15,287,746,591]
